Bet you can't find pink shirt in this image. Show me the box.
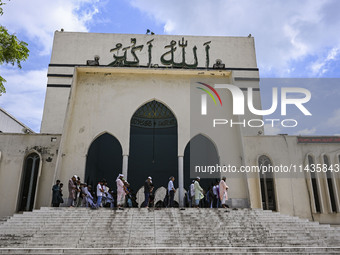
[219,180,229,200]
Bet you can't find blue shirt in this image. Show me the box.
[168,180,174,192]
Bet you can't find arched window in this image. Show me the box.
[323,155,336,212]
[308,155,320,213]
[18,153,40,211]
[258,155,276,211]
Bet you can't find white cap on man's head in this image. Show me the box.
[148,176,152,179]
[73,175,78,179]
[196,176,200,180]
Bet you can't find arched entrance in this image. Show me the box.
[258,155,276,211]
[128,100,178,191]
[85,133,123,189]
[18,153,41,212]
[184,134,219,192]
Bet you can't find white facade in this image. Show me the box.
[41,32,258,134]
[43,32,261,209]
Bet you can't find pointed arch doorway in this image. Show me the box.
[18,153,41,212]
[184,134,219,192]
[85,133,123,189]
[128,100,178,191]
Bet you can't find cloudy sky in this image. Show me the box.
[0,0,339,135]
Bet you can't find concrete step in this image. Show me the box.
[1,247,340,254]
[0,207,339,253]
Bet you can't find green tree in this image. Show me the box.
[0,0,29,95]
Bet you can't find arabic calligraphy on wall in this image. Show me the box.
[107,37,212,69]
[131,117,177,128]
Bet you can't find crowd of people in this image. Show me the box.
[51,174,230,209]
[185,176,229,208]
[51,174,136,209]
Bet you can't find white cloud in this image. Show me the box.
[0,0,99,55]
[264,123,281,135]
[0,68,47,132]
[294,128,317,135]
[128,0,340,77]
[310,47,339,76]
[0,0,100,131]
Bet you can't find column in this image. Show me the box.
[178,156,184,207]
[122,155,128,179]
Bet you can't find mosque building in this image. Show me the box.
[0,31,339,224]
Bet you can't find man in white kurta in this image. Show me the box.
[194,177,204,208]
[116,174,125,209]
[190,181,195,207]
[219,176,229,208]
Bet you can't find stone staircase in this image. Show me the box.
[0,207,339,254]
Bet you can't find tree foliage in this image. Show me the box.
[0,0,29,95]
